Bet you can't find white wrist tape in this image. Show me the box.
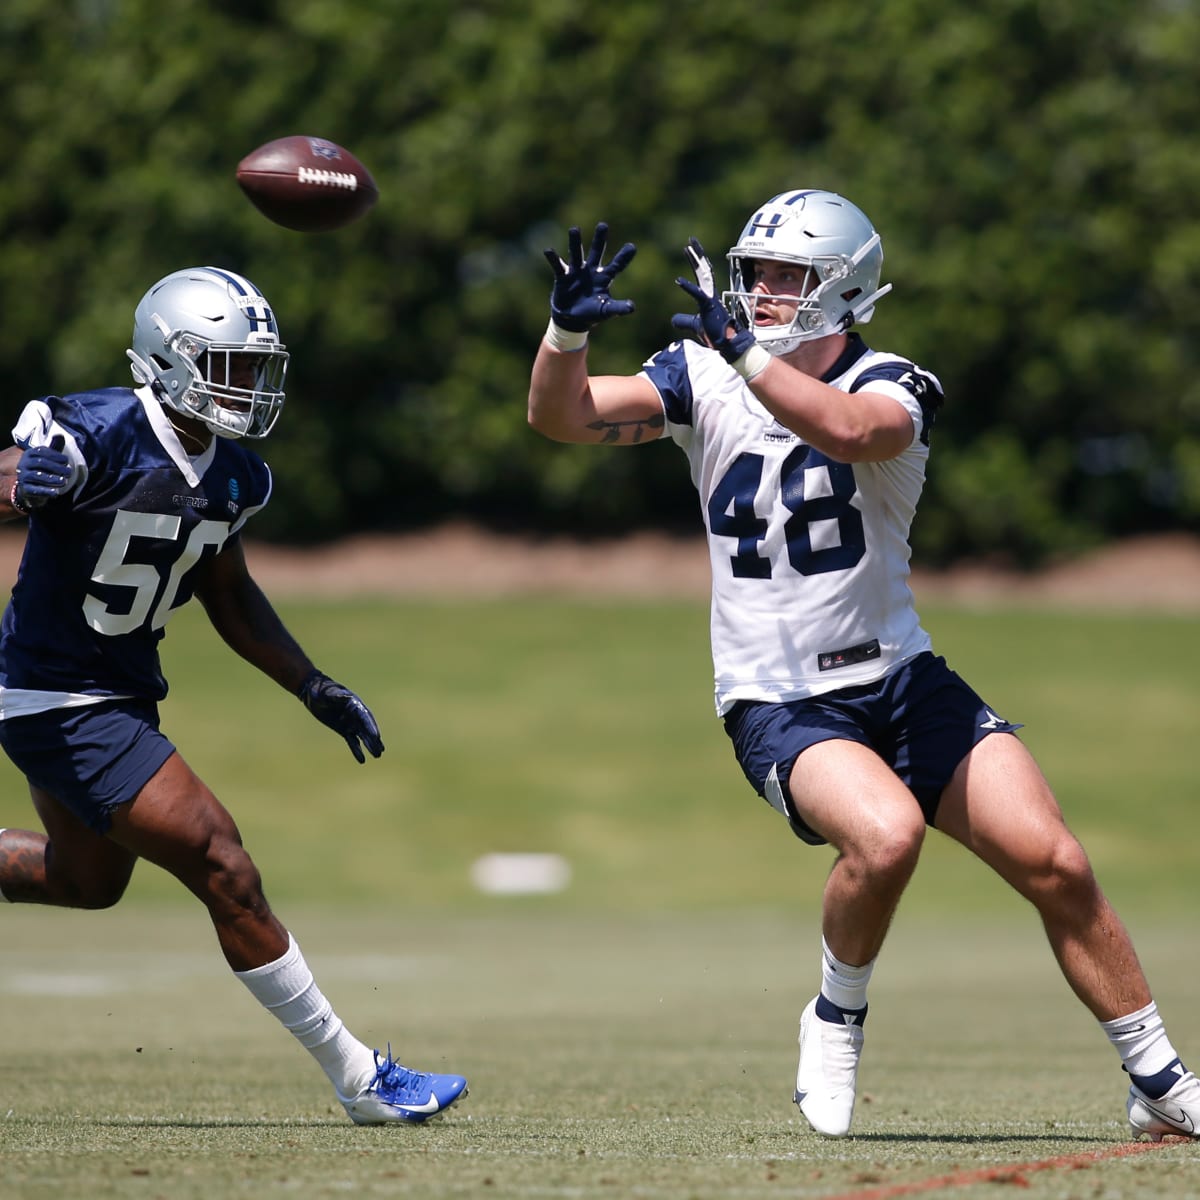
[544,319,589,353]
[731,343,772,382]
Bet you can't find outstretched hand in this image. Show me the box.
[298,669,384,764]
[671,238,757,365]
[13,435,73,512]
[544,223,637,332]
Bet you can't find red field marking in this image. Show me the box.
[821,1138,1186,1200]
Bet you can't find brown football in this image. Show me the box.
[236,136,379,233]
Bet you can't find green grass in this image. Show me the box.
[2,598,1195,916]
[1,598,1198,1197]
[1,909,1197,1199]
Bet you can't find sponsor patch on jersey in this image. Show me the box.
[818,639,881,672]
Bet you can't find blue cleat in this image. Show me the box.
[340,1046,468,1125]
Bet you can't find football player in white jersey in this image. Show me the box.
[0,267,466,1124]
[527,191,1198,1141]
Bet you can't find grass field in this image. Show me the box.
[2,910,1197,1200]
[1,598,1198,1197]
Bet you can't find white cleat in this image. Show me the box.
[1127,1066,1200,1141]
[793,996,864,1137]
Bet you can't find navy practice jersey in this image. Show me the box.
[0,387,271,706]
[640,333,944,715]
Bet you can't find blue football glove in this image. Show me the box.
[671,237,758,364]
[543,223,637,332]
[13,435,73,512]
[297,669,384,764]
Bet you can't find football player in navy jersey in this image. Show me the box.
[527,193,1197,1141]
[0,267,467,1125]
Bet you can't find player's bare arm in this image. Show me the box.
[192,525,382,763]
[744,360,914,463]
[192,538,314,692]
[528,352,664,445]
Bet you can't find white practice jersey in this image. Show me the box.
[640,333,944,716]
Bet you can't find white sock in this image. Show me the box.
[235,932,376,1099]
[1101,1000,1179,1078]
[820,936,874,1013]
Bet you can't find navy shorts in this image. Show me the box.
[0,699,176,834]
[722,652,1022,845]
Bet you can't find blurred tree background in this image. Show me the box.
[2,0,1198,565]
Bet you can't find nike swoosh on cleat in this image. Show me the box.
[388,1096,443,1114]
[1141,1098,1195,1133]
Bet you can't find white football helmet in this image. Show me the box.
[724,190,892,356]
[127,266,288,439]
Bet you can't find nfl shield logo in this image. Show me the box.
[307,138,342,161]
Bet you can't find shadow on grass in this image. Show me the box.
[68,1117,1118,1145]
[82,1117,371,1130]
[844,1132,1120,1145]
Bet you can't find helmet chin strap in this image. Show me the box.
[168,415,210,453]
[760,333,808,358]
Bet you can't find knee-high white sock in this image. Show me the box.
[819,936,874,1016]
[1102,1000,1182,1088]
[235,933,376,1099]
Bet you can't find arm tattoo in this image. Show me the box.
[0,830,49,903]
[586,412,665,445]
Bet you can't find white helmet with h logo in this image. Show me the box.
[724,190,891,356]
